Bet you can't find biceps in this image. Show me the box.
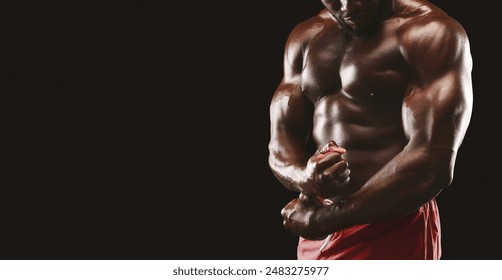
[402,71,473,151]
[270,81,313,141]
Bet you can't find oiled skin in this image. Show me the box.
[268,0,473,240]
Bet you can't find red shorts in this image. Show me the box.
[297,199,441,260]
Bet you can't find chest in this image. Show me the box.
[301,26,409,103]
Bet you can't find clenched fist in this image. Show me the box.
[302,140,351,198]
[281,193,329,240]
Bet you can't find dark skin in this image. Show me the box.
[268,0,473,240]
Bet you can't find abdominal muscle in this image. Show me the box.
[312,93,407,201]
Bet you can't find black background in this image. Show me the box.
[1,1,500,260]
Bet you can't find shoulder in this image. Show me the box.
[397,5,469,59]
[393,3,473,87]
[285,9,333,50]
[281,9,334,75]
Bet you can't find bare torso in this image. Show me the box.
[302,6,435,197]
[271,0,472,242]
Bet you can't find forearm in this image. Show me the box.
[268,138,311,193]
[312,147,455,236]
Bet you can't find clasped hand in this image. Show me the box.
[281,141,351,240]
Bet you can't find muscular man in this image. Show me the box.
[268,0,473,260]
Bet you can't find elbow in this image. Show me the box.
[414,166,452,202]
[431,170,454,193]
[423,153,456,195]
